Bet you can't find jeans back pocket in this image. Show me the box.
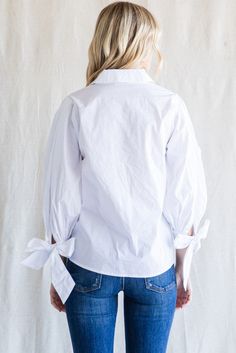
[144,264,176,293]
[66,259,103,293]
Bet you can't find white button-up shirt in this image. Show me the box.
[21,68,210,304]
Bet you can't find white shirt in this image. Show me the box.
[21,68,210,304]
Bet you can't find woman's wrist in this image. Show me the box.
[175,263,184,278]
[176,248,187,265]
[51,235,67,265]
[175,227,193,273]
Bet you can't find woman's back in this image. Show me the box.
[68,68,178,273]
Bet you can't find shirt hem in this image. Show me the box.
[68,255,175,278]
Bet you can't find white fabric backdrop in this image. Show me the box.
[1,0,235,352]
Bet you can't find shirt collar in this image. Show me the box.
[91,68,155,85]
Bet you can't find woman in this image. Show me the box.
[22,2,210,353]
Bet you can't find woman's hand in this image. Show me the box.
[50,284,66,312]
[175,229,193,309]
[175,271,192,308]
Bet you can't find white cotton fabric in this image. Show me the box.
[21,68,210,304]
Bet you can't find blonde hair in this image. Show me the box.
[86,1,163,86]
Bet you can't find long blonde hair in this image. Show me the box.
[86,1,163,86]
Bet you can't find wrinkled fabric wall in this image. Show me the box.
[0,0,235,352]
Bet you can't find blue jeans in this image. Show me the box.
[65,258,177,353]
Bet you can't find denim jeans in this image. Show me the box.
[65,258,177,353]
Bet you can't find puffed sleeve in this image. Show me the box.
[21,96,82,304]
[163,94,210,290]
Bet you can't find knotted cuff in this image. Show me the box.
[173,218,210,290]
[20,237,76,304]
